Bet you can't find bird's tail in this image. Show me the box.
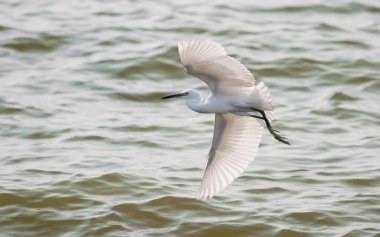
[251,82,274,111]
[250,82,275,127]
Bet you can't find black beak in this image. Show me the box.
[161,92,187,99]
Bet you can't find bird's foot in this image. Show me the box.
[268,126,290,146]
[250,108,290,145]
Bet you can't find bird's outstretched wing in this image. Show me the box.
[198,113,263,199]
[178,39,255,94]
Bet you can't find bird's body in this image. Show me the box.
[162,39,289,199]
[185,88,273,114]
[185,91,240,113]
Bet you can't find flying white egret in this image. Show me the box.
[162,39,289,199]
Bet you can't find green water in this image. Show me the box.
[1,0,380,236]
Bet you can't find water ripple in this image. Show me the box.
[1,0,379,236]
[2,33,67,52]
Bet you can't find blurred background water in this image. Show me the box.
[1,0,380,236]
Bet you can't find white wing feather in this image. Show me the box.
[178,39,255,94]
[177,39,274,198]
[198,113,263,199]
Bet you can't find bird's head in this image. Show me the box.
[161,89,200,100]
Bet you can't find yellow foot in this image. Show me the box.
[268,127,290,145]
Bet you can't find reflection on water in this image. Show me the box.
[1,0,379,236]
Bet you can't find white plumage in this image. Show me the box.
[199,113,263,199]
[163,39,289,199]
[178,39,254,94]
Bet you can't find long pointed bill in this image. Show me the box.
[161,92,188,99]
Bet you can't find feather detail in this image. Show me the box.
[198,113,263,199]
[178,39,255,94]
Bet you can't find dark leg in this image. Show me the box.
[250,114,264,120]
[251,108,290,145]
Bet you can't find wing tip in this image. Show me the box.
[196,114,264,200]
[197,190,214,200]
[177,39,227,65]
[178,42,183,57]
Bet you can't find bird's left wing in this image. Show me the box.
[198,113,263,199]
[178,39,255,94]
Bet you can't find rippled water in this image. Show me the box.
[1,0,380,236]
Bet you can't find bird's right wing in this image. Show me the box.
[198,113,263,199]
[178,39,255,94]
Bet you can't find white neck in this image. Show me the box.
[185,91,208,113]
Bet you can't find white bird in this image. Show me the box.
[162,39,289,199]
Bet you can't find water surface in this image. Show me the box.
[1,0,380,236]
